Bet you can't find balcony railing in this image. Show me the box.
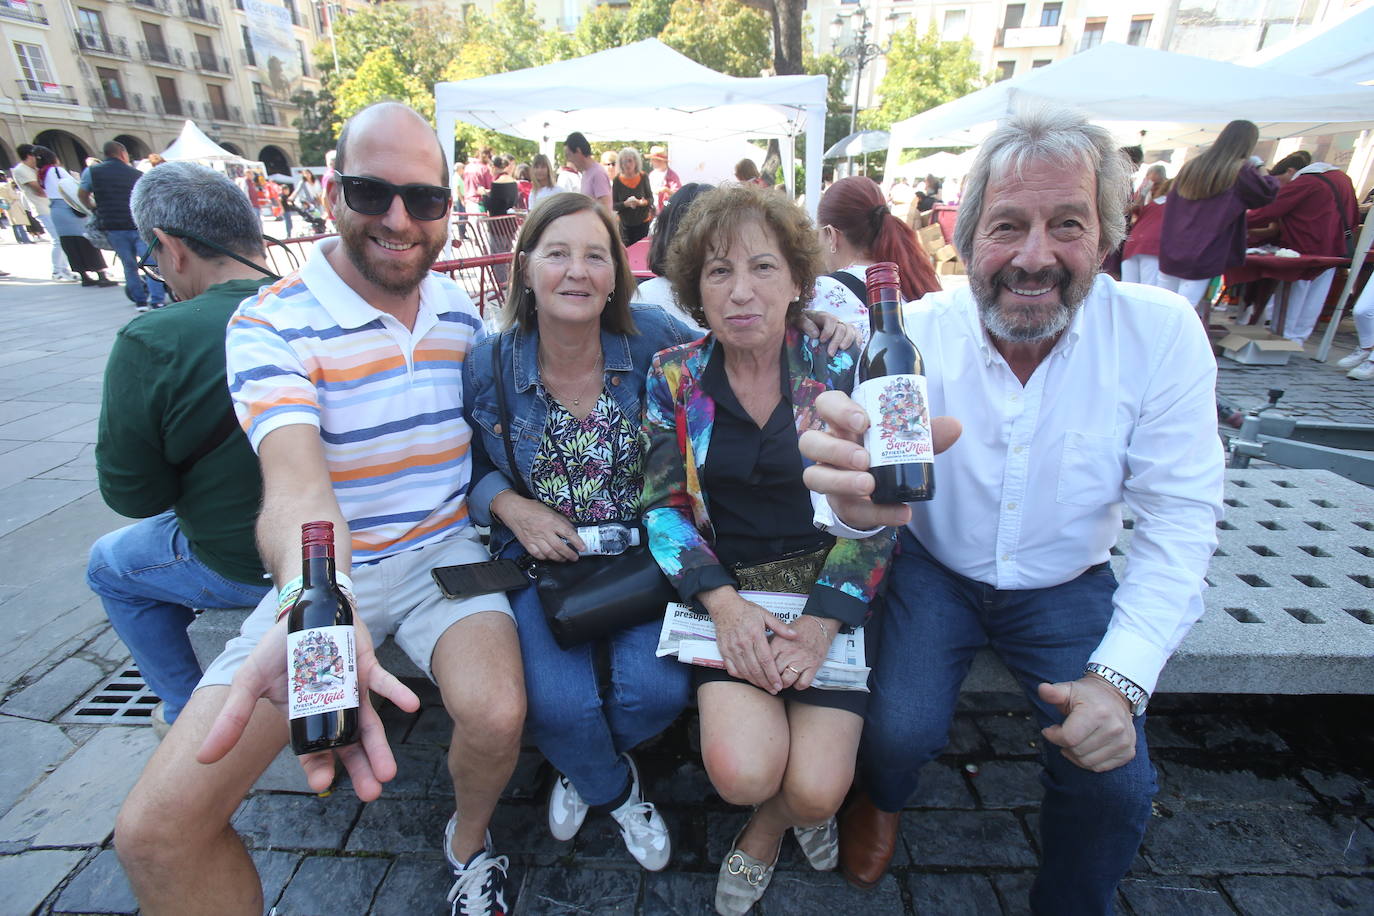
[1,0,48,24]
[191,50,230,73]
[181,0,220,24]
[153,95,184,117]
[89,89,130,111]
[138,41,185,66]
[128,0,173,13]
[16,80,79,105]
[256,105,276,125]
[75,30,130,57]
[208,102,240,123]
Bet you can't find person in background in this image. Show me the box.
[529,153,563,210]
[557,158,582,194]
[515,162,532,208]
[1122,178,1169,287]
[1337,273,1374,381]
[288,169,323,231]
[734,158,767,188]
[481,155,521,218]
[564,132,612,212]
[914,175,942,213]
[0,171,36,243]
[647,146,681,212]
[35,146,116,288]
[1133,163,1168,210]
[612,147,655,246]
[13,143,79,280]
[648,184,894,916]
[1158,119,1278,312]
[88,162,277,735]
[464,149,494,216]
[320,149,337,227]
[79,140,165,311]
[601,149,619,183]
[144,152,165,170]
[1245,160,1358,343]
[634,182,714,331]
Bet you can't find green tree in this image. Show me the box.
[333,47,432,123]
[571,4,626,57]
[291,87,336,164]
[862,23,984,131]
[622,0,673,43]
[659,0,771,78]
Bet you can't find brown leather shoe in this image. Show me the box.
[838,792,901,890]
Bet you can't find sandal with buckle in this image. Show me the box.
[715,820,781,915]
[793,815,839,871]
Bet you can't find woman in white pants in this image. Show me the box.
[1336,277,1374,380]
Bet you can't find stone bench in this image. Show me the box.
[189,468,1374,697]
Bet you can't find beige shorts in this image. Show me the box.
[198,530,512,688]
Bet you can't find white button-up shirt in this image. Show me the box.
[821,274,1224,695]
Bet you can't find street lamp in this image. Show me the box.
[832,5,884,174]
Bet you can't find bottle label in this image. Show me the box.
[855,374,934,467]
[286,625,359,721]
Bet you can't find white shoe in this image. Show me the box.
[443,815,510,916]
[1348,358,1374,381]
[52,270,78,282]
[609,754,671,871]
[1337,347,1373,369]
[547,772,589,841]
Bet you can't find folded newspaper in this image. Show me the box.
[655,592,870,692]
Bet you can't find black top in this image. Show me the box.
[700,343,830,569]
[483,179,521,216]
[87,158,142,230]
[612,173,655,228]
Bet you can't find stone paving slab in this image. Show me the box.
[0,849,89,916]
[0,656,107,722]
[274,855,391,915]
[1220,874,1374,915]
[0,716,76,818]
[51,847,138,915]
[1142,806,1374,875]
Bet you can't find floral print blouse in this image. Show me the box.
[531,391,643,523]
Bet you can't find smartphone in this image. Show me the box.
[431,558,531,600]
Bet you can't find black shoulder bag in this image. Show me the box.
[1309,172,1357,259]
[491,331,677,649]
[828,269,870,306]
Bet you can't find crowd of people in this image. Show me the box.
[38,95,1360,916]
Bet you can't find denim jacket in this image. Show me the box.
[462,304,701,557]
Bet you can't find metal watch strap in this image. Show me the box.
[1084,663,1149,717]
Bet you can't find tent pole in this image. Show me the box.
[437,110,457,182]
[1314,211,1373,362]
[805,103,823,219]
[782,134,796,199]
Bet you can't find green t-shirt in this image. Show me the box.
[96,277,269,584]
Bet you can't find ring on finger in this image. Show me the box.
[785,664,803,676]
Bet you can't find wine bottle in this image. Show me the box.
[285,520,359,755]
[854,262,935,504]
[575,522,641,556]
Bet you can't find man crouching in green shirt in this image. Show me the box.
[88,161,281,734]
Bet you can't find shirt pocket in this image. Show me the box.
[1056,430,1125,507]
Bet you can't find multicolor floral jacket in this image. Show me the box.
[641,326,896,628]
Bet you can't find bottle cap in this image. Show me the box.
[301,520,334,547]
[865,262,900,296]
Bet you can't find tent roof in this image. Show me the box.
[159,120,248,162]
[887,42,1374,152]
[434,39,827,143]
[1248,5,1374,85]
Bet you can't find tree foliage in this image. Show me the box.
[334,47,433,123]
[862,23,984,131]
[659,0,771,78]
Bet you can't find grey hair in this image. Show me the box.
[953,104,1130,264]
[618,147,642,172]
[131,161,264,260]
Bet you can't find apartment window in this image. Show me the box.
[97,66,127,108]
[1079,18,1105,51]
[283,0,300,26]
[297,39,309,77]
[14,41,56,89]
[941,9,966,40]
[142,22,169,61]
[1040,2,1060,27]
[156,74,181,115]
[995,60,1015,81]
[1031,58,1051,68]
[195,32,217,70]
[1002,4,1024,29]
[241,25,256,66]
[77,8,105,38]
[1128,16,1152,46]
[207,82,229,119]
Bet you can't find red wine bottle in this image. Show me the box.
[855,262,935,504]
[286,521,359,755]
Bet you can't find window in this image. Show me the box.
[941,8,966,40]
[1040,2,1060,27]
[77,8,105,37]
[996,60,1015,81]
[241,25,256,66]
[1003,3,1024,30]
[97,66,127,108]
[1079,18,1105,51]
[1128,16,1151,46]
[1031,58,1051,68]
[142,21,169,62]
[283,0,300,26]
[156,74,181,115]
[13,41,56,89]
[207,82,228,119]
[195,32,217,70]
[297,39,309,77]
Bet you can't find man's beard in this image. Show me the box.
[970,265,1095,343]
[338,215,447,297]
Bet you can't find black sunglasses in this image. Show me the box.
[337,174,451,221]
[137,230,282,286]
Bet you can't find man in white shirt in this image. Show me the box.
[802,106,1224,915]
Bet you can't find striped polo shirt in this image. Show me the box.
[227,239,481,564]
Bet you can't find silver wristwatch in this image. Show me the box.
[1084,663,1149,717]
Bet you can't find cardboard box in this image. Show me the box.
[917,223,945,255]
[1217,332,1305,365]
[934,244,959,264]
[936,260,966,276]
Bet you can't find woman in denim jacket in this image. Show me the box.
[463,192,857,873]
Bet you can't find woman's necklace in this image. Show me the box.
[538,351,603,408]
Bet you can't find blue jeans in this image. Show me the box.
[105,228,164,306]
[501,542,691,806]
[86,511,268,722]
[863,530,1155,916]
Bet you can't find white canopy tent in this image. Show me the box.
[159,120,252,164]
[1248,4,1374,84]
[433,39,829,215]
[883,42,1374,176]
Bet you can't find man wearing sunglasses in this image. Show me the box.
[117,102,525,916]
[89,161,279,742]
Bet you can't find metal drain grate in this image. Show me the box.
[59,666,159,725]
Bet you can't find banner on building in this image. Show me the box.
[245,0,301,103]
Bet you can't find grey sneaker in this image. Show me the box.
[547,772,588,841]
[715,822,778,915]
[609,755,670,871]
[149,701,171,740]
[1348,358,1374,381]
[1337,346,1373,369]
[793,816,839,870]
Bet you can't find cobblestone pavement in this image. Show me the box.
[0,238,1370,915]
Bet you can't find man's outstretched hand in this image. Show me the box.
[799,390,962,530]
[197,615,420,801]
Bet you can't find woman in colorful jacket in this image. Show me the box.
[642,184,896,915]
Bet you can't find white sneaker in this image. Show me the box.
[444,815,510,916]
[547,772,589,841]
[52,270,78,282]
[609,754,671,871]
[1348,358,1374,381]
[1337,347,1374,369]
